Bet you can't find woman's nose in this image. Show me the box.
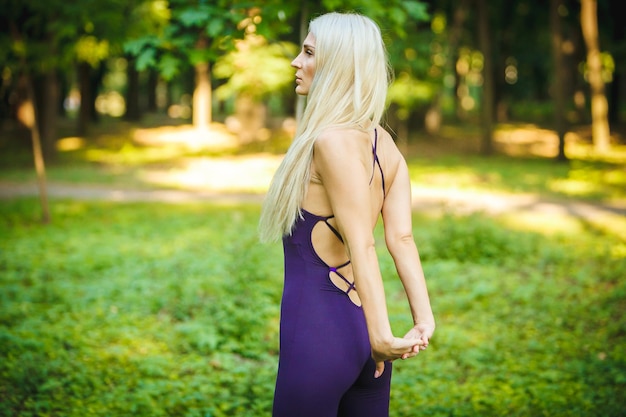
[291,56,301,68]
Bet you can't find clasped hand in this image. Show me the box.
[372,323,435,378]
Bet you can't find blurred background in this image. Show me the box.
[1,0,625,416]
[1,0,624,170]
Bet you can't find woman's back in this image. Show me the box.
[302,126,401,225]
[297,125,404,306]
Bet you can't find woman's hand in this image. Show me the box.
[401,322,435,358]
[371,336,425,378]
[374,323,435,377]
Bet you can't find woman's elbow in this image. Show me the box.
[385,231,416,253]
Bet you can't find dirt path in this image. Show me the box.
[0,181,266,205]
[2,180,625,221]
[2,180,626,241]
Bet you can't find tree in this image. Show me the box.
[606,0,624,125]
[6,40,51,223]
[73,0,146,134]
[1,0,77,222]
[121,1,170,120]
[446,0,470,123]
[213,33,297,143]
[580,0,611,153]
[551,0,569,161]
[1,0,67,160]
[475,0,495,155]
[1,0,149,141]
[383,2,435,150]
[0,0,151,222]
[125,0,257,129]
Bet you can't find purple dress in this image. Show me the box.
[272,130,391,417]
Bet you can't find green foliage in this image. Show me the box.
[321,0,429,29]
[0,0,145,74]
[214,35,298,101]
[75,36,110,68]
[381,213,626,417]
[388,72,437,117]
[124,36,161,71]
[425,212,539,264]
[0,200,282,416]
[123,0,255,79]
[0,197,624,416]
[402,1,429,21]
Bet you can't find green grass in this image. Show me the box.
[1,199,624,416]
[406,153,626,203]
[1,119,625,415]
[1,201,282,416]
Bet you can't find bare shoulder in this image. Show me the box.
[314,127,368,154]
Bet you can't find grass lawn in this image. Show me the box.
[1,197,625,416]
[1,118,625,415]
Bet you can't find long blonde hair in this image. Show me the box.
[258,12,391,243]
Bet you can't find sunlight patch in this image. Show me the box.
[56,137,86,151]
[139,155,281,192]
[549,178,598,197]
[133,124,238,152]
[499,211,584,236]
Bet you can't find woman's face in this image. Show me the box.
[291,32,316,96]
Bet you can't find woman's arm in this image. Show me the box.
[313,129,423,377]
[381,155,435,344]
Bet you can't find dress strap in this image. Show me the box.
[323,216,344,243]
[370,129,386,196]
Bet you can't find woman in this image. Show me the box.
[258,12,435,417]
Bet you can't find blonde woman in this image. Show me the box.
[259,12,435,417]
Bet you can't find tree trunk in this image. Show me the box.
[58,70,69,117]
[607,0,623,124]
[33,69,59,161]
[425,96,442,136]
[570,28,590,124]
[193,60,211,129]
[192,33,212,129]
[550,0,568,161]
[77,62,92,135]
[449,0,468,123]
[77,61,105,135]
[9,22,51,223]
[125,56,141,121]
[476,0,495,155]
[580,0,611,153]
[147,69,158,112]
[90,62,105,123]
[234,94,267,144]
[19,74,50,223]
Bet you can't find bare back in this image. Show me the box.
[300,126,407,306]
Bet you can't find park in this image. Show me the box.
[1,1,625,416]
